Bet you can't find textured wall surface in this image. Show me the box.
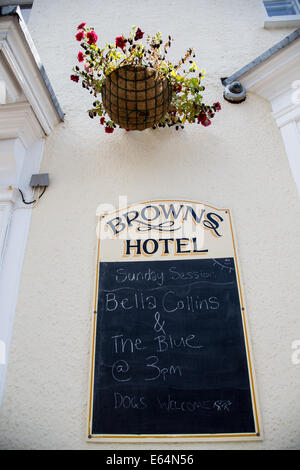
[0,0,300,449]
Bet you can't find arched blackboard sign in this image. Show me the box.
[88,200,261,442]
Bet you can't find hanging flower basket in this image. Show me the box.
[71,25,221,134]
[101,65,172,130]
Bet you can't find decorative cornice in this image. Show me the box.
[272,102,300,128]
[0,102,44,147]
[0,187,18,204]
[0,10,64,135]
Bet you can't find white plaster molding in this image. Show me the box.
[0,187,22,404]
[0,200,33,406]
[0,10,62,408]
[0,188,18,269]
[0,187,18,203]
[235,36,300,196]
[0,47,25,103]
[0,138,26,187]
[280,121,300,194]
[0,140,44,406]
[240,40,300,107]
[0,13,63,134]
[0,102,44,148]
[273,103,300,128]
[0,79,6,103]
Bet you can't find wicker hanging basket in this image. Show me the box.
[101,65,173,131]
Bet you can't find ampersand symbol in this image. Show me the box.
[153,311,166,336]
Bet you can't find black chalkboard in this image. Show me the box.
[91,257,256,436]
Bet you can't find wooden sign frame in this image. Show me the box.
[87,199,262,442]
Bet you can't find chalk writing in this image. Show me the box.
[111,360,132,382]
[145,355,183,382]
[91,257,256,436]
[111,335,147,354]
[114,392,147,410]
[103,290,220,314]
[157,395,232,413]
[153,311,166,336]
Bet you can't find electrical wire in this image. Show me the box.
[18,186,47,205]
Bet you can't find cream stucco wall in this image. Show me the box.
[0,0,300,449]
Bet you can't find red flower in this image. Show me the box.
[201,119,211,127]
[174,84,182,93]
[197,112,207,123]
[77,51,84,62]
[134,28,144,41]
[77,22,86,30]
[76,30,85,41]
[87,30,98,45]
[115,35,127,50]
[100,117,105,125]
[70,74,79,82]
[213,102,221,112]
[105,126,114,134]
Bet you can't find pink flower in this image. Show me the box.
[84,64,93,74]
[70,74,79,82]
[87,30,98,45]
[105,126,114,134]
[77,51,84,62]
[201,119,211,127]
[134,28,144,41]
[100,117,105,125]
[76,30,85,41]
[77,22,86,30]
[115,35,127,50]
